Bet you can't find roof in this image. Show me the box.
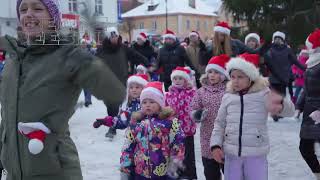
[122,0,219,18]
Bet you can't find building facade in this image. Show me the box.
[121,0,218,41]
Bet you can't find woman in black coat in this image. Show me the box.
[297,29,320,179]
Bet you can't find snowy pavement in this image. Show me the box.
[1,95,318,180]
[69,96,318,180]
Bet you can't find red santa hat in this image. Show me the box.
[137,32,148,42]
[136,64,148,74]
[245,33,261,45]
[189,31,200,38]
[18,122,51,155]
[214,21,231,35]
[140,81,165,107]
[163,29,176,40]
[170,66,191,82]
[227,53,260,81]
[206,54,231,78]
[306,29,320,51]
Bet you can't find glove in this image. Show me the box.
[93,116,114,128]
[167,159,184,178]
[309,110,320,124]
[18,122,51,155]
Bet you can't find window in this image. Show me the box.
[197,20,200,31]
[139,22,144,29]
[95,0,103,15]
[152,21,157,30]
[188,0,195,8]
[68,0,78,13]
[204,21,208,31]
[186,20,190,30]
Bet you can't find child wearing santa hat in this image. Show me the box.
[191,54,230,180]
[211,54,295,180]
[165,67,197,179]
[120,82,185,179]
[297,29,320,180]
[93,74,148,132]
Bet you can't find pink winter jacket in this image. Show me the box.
[210,77,295,157]
[191,76,226,159]
[292,55,308,87]
[165,85,196,136]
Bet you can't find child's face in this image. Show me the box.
[207,69,222,85]
[172,76,186,86]
[230,69,251,92]
[129,83,144,99]
[19,0,52,38]
[141,99,161,116]
[247,39,258,49]
[136,69,145,74]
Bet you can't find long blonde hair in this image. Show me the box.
[213,32,232,57]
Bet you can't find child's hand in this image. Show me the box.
[266,90,284,115]
[309,110,320,124]
[212,147,224,164]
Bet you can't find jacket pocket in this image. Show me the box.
[22,133,62,176]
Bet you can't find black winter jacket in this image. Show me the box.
[297,53,320,139]
[132,41,157,63]
[156,42,195,82]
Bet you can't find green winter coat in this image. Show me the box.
[0,35,125,180]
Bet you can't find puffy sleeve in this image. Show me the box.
[210,94,228,149]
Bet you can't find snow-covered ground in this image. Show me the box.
[69,96,318,180]
[1,95,319,180]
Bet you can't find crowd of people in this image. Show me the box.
[0,0,319,180]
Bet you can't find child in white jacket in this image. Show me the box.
[211,54,295,180]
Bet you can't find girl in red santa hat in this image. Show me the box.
[165,66,197,179]
[191,54,230,180]
[92,74,149,136]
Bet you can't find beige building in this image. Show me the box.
[121,0,218,41]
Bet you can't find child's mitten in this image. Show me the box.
[18,122,51,155]
[93,116,114,128]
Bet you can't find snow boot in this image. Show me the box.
[105,127,117,140]
[314,173,320,180]
[273,115,280,122]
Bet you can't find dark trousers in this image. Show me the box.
[202,157,223,180]
[299,138,320,173]
[84,90,92,103]
[180,136,197,179]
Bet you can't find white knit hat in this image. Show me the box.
[106,27,119,38]
[226,54,260,81]
[272,31,286,42]
[245,33,260,45]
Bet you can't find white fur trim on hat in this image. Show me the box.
[273,31,286,42]
[137,34,147,42]
[127,76,148,87]
[214,26,231,35]
[226,57,260,81]
[206,64,229,79]
[140,87,165,107]
[163,34,176,40]
[136,64,147,72]
[170,70,191,82]
[18,122,51,134]
[245,33,260,45]
[305,37,314,51]
[189,32,199,37]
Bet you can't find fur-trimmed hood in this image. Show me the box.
[130,107,175,123]
[226,76,269,94]
[306,52,320,68]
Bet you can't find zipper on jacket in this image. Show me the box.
[16,60,23,180]
[238,94,244,157]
